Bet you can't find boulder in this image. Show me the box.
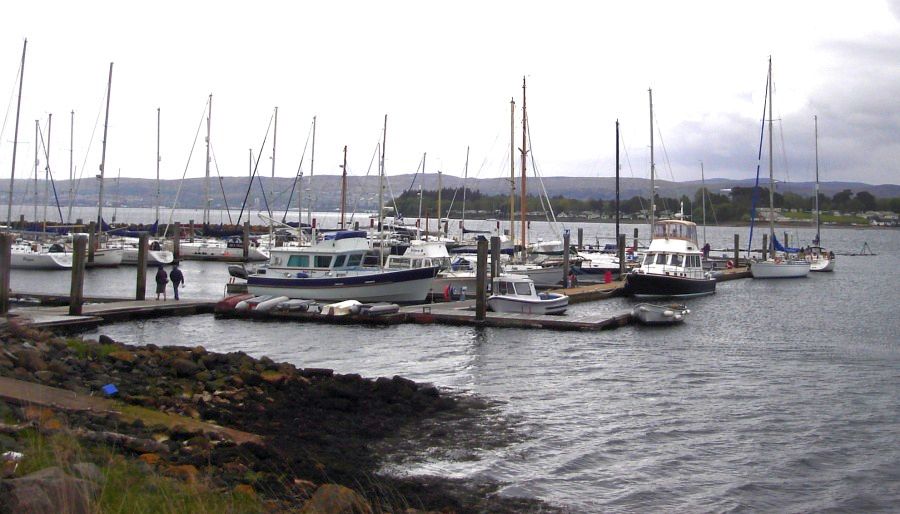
[172,359,199,378]
[299,483,373,514]
[0,466,98,514]
[13,349,46,372]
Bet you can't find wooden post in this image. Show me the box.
[69,234,87,316]
[577,228,583,251]
[475,238,487,322]
[784,231,789,249]
[733,234,740,268]
[189,219,194,243]
[18,215,25,230]
[618,233,626,278]
[490,236,501,279]
[633,228,639,250]
[562,230,571,288]
[87,221,96,263]
[243,221,250,261]
[75,218,83,226]
[173,222,181,260]
[135,232,148,300]
[354,221,359,231]
[0,233,11,315]
[762,233,768,261]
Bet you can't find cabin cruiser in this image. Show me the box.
[245,230,438,302]
[487,274,568,315]
[623,219,716,298]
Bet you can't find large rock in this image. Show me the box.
[0,466,99,514]
[299,483,373,514]
[12,349,46,372]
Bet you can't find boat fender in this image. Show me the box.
[296,272,309,278]
[774,257,783,264]
[443,284,452,301]
[726,260,734,269]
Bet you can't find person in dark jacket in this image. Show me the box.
[154,264,168,301]
[170,262,184,300]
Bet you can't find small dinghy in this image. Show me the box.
[631,303,690,325]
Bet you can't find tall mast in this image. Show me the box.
[814,115,820,245]
[509,97,516,243]
[270,106,278,247]
[767,56,775,255]
[700,161,707,244]
[340,145,347,229]
[307,116,316,227]
[156,107,161,224]
[67,110,74,223]
[615,119,620,243]
[649,88,655,230]
[379,114,387,268]
[203,93,211,226]
[6,39,26,229]
[43,114,52,232]
[97,62,113,229]
[33,120,38,226]
[437,170,442,234]
[520,76,528,259]
[461,146,470,232]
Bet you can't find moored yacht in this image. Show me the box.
[246,230,438,302]
[623,219,716,298]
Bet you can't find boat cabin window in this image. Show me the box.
[333,255,347,268]
[347,254,363,267]
[655,253,668,265]
[671,254,684,267]
[315,255,333,268]
[514,282,533,295]
[496,281,510,295]
[287,255,310,267]
[390,257,411,269]
[688,255,701,268]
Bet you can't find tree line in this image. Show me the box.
[391,187,900,222]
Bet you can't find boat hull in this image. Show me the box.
[86,248,124,267]
[624,271,716,298]
[175,242,268,262]
[488,293,569,315]
[10,251,72,269]
[631,303,689,325]
[750,260,810,278]
[808,258,835,272]
[247,266,437,303]
[122,248,174,266]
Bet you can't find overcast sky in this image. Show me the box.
[1,0,898,189]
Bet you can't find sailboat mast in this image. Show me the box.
[97,62,113,229]
[33,120,38,226]
[701,161,707,244]
[437,170,442,234]
[509,97,516,244]
[270,106,278,247]
[462,146,469,232]
[814,115,820,244]
[649,88,655,230]
[520,77,528,259]
[340,145,347,229]
[156,108,161,224]
[67,110,74,224]
[767,56,775,255]
[6,38,26,229]
[43,114,52,232]
[379,114,387,268]
[203,93,211,226]
[615,119,620,244]
[307,116,316,227]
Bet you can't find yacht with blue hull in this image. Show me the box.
[623,219,716,298]
[246,231,438,303]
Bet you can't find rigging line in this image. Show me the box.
[69,85,107,221]
[162,99,208,238]
[0,61,22,156]
[618,132,646,216]
[405,153,425,193]
[652,110,676,217]
[348,140,381,225]
[208,143,233,225]
[525,120,561,239]
[283,118,314,223]
[236,113,274,226]
[38,122,65,223]
[747,64,770,255]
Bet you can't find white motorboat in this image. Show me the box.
[385,240,480,298]
[624,219,717,298]
[10,242,72,269]
[112,237,174,265]
[487,274,568,315]
[85,247,124,268]
[631,303,690,325]
[246,230,438,303]
[172,237,268,262]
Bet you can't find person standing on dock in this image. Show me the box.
[170,262,184,301]
[155,264,169,301]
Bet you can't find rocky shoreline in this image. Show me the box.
[0,320,560,513]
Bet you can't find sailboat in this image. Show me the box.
[623,89,716,297]
[804,115,835,272]
[750,57,810,279]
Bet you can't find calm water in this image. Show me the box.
[12,213,900,512]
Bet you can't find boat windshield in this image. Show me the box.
[653,221,698,243]
[514,282,533,295]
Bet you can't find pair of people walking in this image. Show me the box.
[155,262,185,300]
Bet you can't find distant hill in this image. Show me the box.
[2,175,898,211]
